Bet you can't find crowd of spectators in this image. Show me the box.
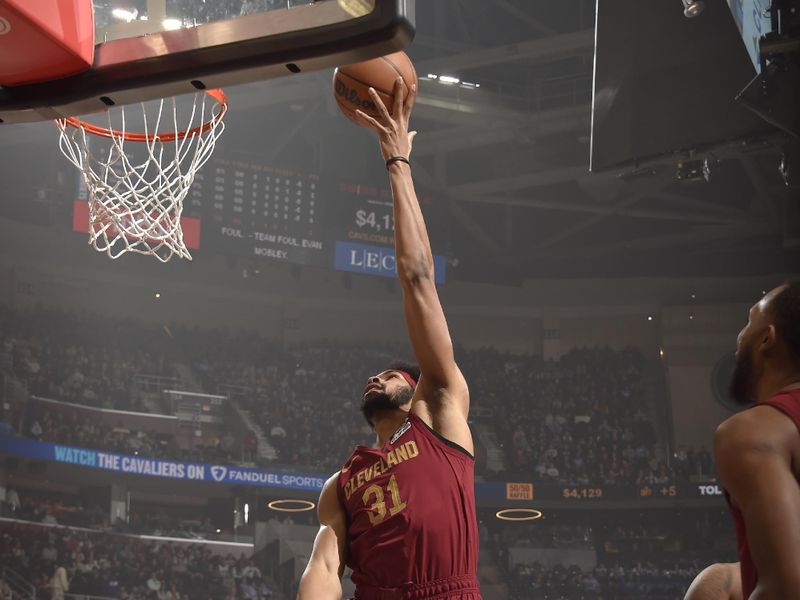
[184,338,692,480]
[199,340,403,473]
[463,347,681,484]
[1,488,107,530]
[18,400,244,465]
[0,487,227,542]
[494,508,736,600]
[26,407,177,457]
[672,446,715,482]
[1,307,176,412]
[0,521,273,600]
[509,560,702,600]
[116,511,219,540]
[1,305,718,484]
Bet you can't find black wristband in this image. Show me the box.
[386,156,410,169]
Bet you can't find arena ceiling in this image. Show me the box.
[183,0,800,282]
[0,0,796,284]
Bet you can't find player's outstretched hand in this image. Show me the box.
[355,77,417,163]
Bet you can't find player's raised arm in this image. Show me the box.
[355,80,470,449]
[297,474,347,600]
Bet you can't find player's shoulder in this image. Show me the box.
[715,404,797,451]
[714,405,800,487]
[320,471,341,496]
[318,471,344,524]
[408,408,475,459]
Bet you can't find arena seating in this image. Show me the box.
[492,508,737,600]
[1,306,716,483]
[0,520,272,600]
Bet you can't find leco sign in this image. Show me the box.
[334,241,446,283]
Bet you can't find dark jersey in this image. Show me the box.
[337,413,480,598]
[726,388,800,598]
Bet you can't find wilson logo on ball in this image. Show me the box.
[335,79,376,110]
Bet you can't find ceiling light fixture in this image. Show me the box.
[682,0,705,18]
[426,74,481,89]
[111,8,137,22]
[162,18,183,30]
[676,158,711,182]
[438,75,460,85]
[496,508,543,521]
[267,499,316,513]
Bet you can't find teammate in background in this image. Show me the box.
[684,563,742,600]
[297,80,481,600]
[714,282,800,599]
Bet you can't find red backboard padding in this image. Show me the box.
[72,201,202,251]
[0,0,94,86]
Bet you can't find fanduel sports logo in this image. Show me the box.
[334,241,446,284]
[210,466,228,482]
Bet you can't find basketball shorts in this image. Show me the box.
[352,574,482,600]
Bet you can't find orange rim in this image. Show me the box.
[60,89,228,142]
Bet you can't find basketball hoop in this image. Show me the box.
[56,89,227,262]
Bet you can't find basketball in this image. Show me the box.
[333,51,418,126]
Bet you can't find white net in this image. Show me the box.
[56,90,227,262]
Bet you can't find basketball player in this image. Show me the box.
[714,282,800,598]
[684,563,742,600]
[297,79,481,600]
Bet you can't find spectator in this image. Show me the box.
[147,572,162,596]
[50,565,69,600]
[42,541,57,562]
[0,521,265,600]
[6,487,20,513]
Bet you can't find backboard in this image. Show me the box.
[0,0,415,125]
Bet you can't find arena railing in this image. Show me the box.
[132,374,181,396]
[1,566,35,600]
[0,517,255,557]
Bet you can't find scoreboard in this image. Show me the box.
[726,0,773,73]
[73,155,448,282]
[191,159,328,266]
[474,481,727,507]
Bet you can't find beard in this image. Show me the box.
[729,344,757,407]
[360,386,414,426]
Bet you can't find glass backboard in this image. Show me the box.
[0,0,414,125]
[94,0,347,42]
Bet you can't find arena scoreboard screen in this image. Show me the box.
[192,159,327,266]
[73,156,447,282]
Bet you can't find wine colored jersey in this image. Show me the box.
[337,413,480,597]
[726,388,800,598]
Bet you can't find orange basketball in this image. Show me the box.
[333,51,418,127]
